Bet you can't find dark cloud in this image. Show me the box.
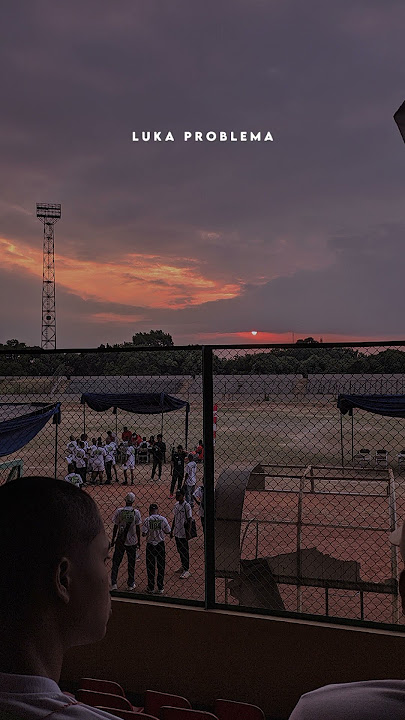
[0,0,404,345]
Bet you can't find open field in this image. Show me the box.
[2,392,405,626]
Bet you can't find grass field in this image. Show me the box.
[2,391,405,626]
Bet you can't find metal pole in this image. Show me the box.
[351,412,354,460]
[83,403,86,435]
[388,468,399,623]
[54,418,58,479]
[296,471,305,612]
[255,520,259,559]
[202,346,215,610]
[340,413,344,467]
[161,410,164,436]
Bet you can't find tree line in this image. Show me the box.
[0,332,404,376]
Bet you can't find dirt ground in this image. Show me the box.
[2,395,405,626]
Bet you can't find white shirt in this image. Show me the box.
[142,513,171,544]
[87,443,97,457]
[104,442,116,462]
[0,671,119,720]
[193,486,204,517]
[112,505,141,546]
[64,473,83,488]
[289,680,405,720]
[74,448,86,469]
[185,460,197,485]
[173,501,192,538]
[93,447,106,468]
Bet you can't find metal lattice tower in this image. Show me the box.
[36,203,61,349]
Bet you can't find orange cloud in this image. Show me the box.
[0,237,241,308]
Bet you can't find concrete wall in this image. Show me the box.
[61,599,405,719]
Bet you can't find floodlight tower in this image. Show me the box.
[36,203,61,349]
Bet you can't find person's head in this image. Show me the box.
[198,440,203,446]
[125,492,135,506]
[150,435,154,442]
[188,453,194,461]
[107,430,113,437]
[176,489,185,503]
[123,426,128,432]
[69,435,75,442]
[390,524,405,612]
[177,445,183,451]
[80,434,87,442]
[78,440,84,449]
[0,477,111,649]
[92,437,97,445]
[157,434,162,440]
[149,503,158,515]
[97,438,103,446]
[143,436,147,441]
[67,463,75,474]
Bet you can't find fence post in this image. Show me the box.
[54,419,58,480]
[202,346,215,610]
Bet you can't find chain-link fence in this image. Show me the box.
[1,342,405,628]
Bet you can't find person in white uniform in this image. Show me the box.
[104,441,117,485]
[91,440,106,485]
[288,522,405,719]
[122,444,136,485]
[110,492,141,591]
[74,441,87,485]
[184,454,197,507]
[64,471,83,488]
[142,503,171,594]
[86,437,98,475]
[170,489,192,579]
[192,484,204,533]
[0,476,118,720]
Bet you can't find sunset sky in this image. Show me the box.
[0,1,404,347]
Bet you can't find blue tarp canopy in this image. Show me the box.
[80,392,189,414]
[80,392,190,447]
[0,402,61,457]
[337,394,405,419]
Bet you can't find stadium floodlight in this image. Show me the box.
[36,203,62,220]
[36,203,61,349]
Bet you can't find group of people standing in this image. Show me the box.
[64,429,204,496]
[110,485,204,592]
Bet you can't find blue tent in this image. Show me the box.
[337,394,405,465]
[338,394,405,419]
[0,402,61,457]
[80,392,190,447]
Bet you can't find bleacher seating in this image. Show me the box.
[79,677,126,697]
[214,698,265,720]
[98,710,158,720]
[160,709,218,720]
[144,690,191,716]
[76,689,134,711]
[74,679,266,719]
